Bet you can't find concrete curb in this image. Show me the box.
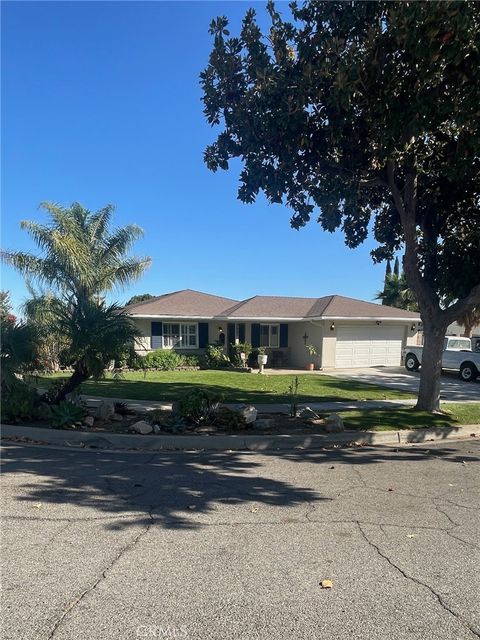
[1,423,478,452]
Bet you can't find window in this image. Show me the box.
[162,323,198,349]
[260,324,279,348]
[446,338,471,351]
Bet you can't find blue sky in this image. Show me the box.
[2,1,389,314]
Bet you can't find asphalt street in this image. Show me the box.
[1,440,479,640]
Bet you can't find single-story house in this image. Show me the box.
[125,289,421,369]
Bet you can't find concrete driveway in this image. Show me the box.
[2,441,479,640]
[324,367,480,402]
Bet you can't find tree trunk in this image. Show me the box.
[416,322,447,412]
[49,362,89,404]
[462,320,473,338]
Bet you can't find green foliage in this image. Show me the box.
[113,401,133,416]
[1,383,38,423]
[231,342,253,366]
[2,202,151,300]
[0,291,15,324]
[125,293,155,306]
[56,299,139,381]
[147,408,169,425]
[376,273,419,312]
[216,406,247,431]
[286,376,300,418]
[51,400,87,429]
[306,345,318,358]
[142,350,199,370]
[22,292,69,371]
[183,355,200,367]
[176,389,223,425]
[0,319,39,394]
[2,202,151,403]
[204,344,230,369]
[43,378,69,404]
[201,0,480,409]
[35,403,53,421]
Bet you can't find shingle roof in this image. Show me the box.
[219,295,420,319]
[125,290,420,320]
[124,289,239,317]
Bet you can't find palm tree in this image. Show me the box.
[3,202,150,303]
[48,298,139,402]
[2,202,151,402]
[0,318,38,393]
[376,273,419,312]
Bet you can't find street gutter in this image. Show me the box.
[1,423,478,452]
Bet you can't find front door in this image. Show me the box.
[227,323,246,358]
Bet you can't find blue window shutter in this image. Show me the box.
[199,323,209,348]
[227,323,235,346]
[239,323,246,343]
[151,322,163,349]
[251,323,260,348]
[280,324,288,348]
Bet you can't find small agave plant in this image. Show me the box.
[51,401,86,429]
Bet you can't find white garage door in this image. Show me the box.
[335,325,404,368]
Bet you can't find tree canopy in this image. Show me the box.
[126,293,155,306]
[201,0,480,410]
[3,202,150,303]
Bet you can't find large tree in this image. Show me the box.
[125,293,155,306]
[2,202,151,402]
[201,0,480,411]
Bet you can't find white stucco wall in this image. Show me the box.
[131,316,419,368]
[288,321,323,368]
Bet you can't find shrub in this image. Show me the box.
[141,350,199,370]
[1,383,38,423]
[143,350,185,370]
[216,407,247,431]
[148,408,186,432]
[204,344,230,369]
[231,342,253,366]
[43,378,69,404]
[114,401,134,416]
[51,400,87,429]
[183,355,200,367]
[176,389,222,425]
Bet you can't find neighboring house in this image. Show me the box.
[125,289,420,369]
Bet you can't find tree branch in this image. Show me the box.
[386,161,438,318]
[443,282,480,325]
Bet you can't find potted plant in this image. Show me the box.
[305,344,318,371]
[257,346,268,370]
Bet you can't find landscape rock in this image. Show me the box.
[239,405,258,424]
[111,413,124,422]
[298,407,320,419]
[83,416,94,428]
[130,420,153,435]
[97,401,115,421]
[153,425,161,434]
[324,414,345,433]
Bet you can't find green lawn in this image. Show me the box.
[337,403,480,431]
[39,369,415,404]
